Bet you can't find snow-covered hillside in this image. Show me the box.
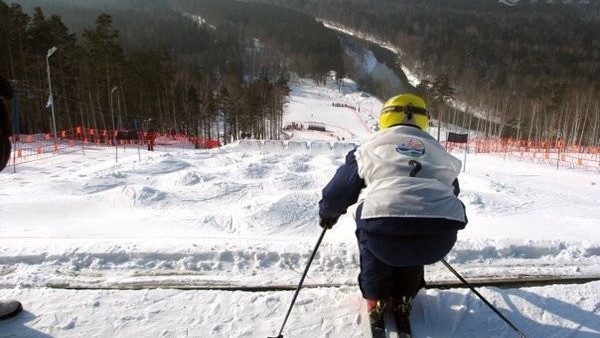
[1,78,599,337]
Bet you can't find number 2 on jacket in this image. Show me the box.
[408,160,422,177]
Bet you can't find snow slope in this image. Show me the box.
[1,78,599,337]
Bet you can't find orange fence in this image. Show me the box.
[50,126,220,148]
[7,134,81,167]
[444,137,600,173]
[7,126,221,168]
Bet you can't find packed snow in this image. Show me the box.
[1,77,599,337]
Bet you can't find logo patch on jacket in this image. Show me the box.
[396,138,425,157]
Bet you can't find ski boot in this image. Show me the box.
[393,295,412,337]
[0,299,22,320]
[367,299,386,338]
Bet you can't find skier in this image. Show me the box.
[0,75,24,320]
[146,129,156,151]
[318,93,467,337]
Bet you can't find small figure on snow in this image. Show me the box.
[318,93,467,337]
[0,75,24,320]
[146,129,157,151]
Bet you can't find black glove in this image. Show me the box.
[0,134,9,172]
[0,76,12,172]
[0,76,13,101]
[319,215,338,229]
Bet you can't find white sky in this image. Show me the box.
[1,77,599,337]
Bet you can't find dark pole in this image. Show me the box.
[441,259,529,338]
[269,227,327,338]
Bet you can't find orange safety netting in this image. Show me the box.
[7,126,221,168]
[443,136,600,173]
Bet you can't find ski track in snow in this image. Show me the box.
[1,78,600,337]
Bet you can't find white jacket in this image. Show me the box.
[355,125,466,222]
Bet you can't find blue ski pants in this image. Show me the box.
[357,241,425,301]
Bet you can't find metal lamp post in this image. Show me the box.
[116,90,123,131]
[110,86,119,162]
[110,86,118,143]
[46,46,58,143]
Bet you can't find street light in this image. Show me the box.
[110,86,118,146]
[46,46,58,143]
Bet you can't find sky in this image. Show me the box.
[0,77,599,338]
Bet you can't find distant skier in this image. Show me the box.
[146,129,156,151]
[0,75,24,320]
[318,93,467,336]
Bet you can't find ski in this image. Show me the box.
[383,307,401,338]
[369,306,408,338]
[367,299,385,338]
[370,323,385,338]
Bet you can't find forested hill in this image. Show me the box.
[4,0,599,146]
[11,0,344,77]
[1,0,345,141]
[253,0,599,87]
[252,0,600,146]
[170,0,344,79]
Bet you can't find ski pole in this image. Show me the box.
[268,227,327,338]
[441,259,529,338]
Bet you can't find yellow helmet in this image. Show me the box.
[379,93,430,131]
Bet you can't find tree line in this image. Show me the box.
[252,0,600,147]
[2,0,353,143]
